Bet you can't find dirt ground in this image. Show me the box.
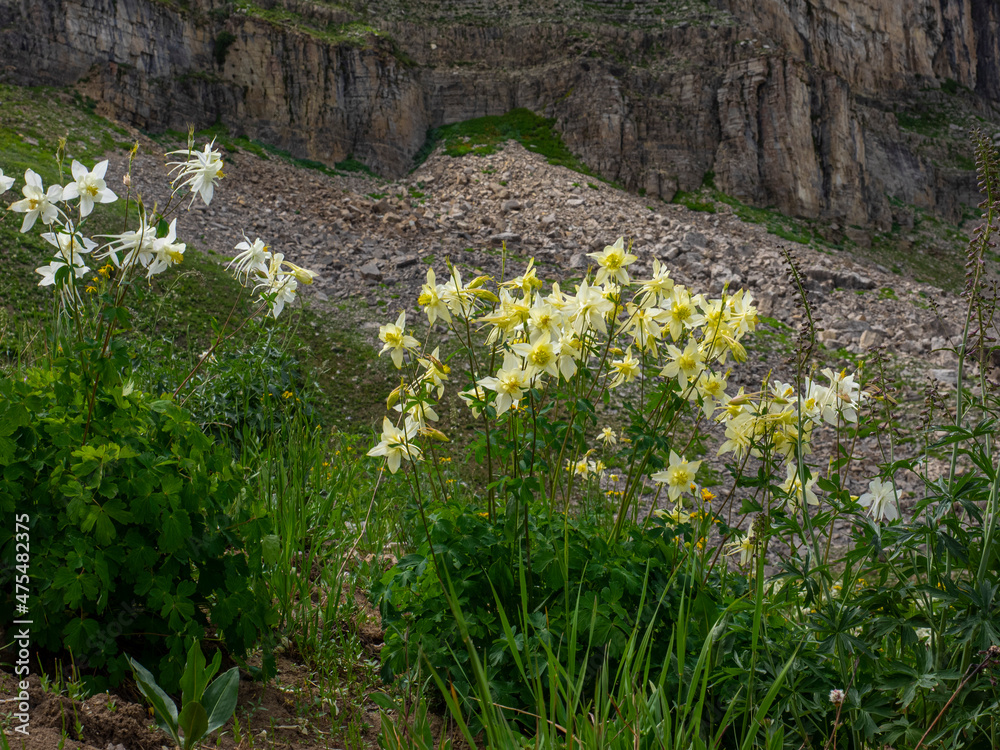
[0,653,384,750]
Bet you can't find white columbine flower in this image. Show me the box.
[511,332,560,380]
[609,346,640,388]
[35,258,87,287]
[822,368,865,425]
[35,229,96,288]
[167,141,224,205]
[857,478,899,522]
[101,214,156,269]
[779,464,819,510]
[146,219,186,278]
[637,258,674,307]
[254,253,299,318]
[660,340,705,388]
[0,169,14,194]
[565,278,614,335]
[566,457,590,477]
[229,236,272,282]
[598,427,617,446]
[42,227,97,263]
[9,169,63,232]
[62,160,117,217]
[416,347,450,398]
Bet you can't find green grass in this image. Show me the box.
[234,1,384,47]
[895,108,952,138]
[878,286,899,301]
[670,182,974,291]
[673,190,716,213]
[414,108,607,182]
[151,122,381,180]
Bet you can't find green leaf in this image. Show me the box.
[261,534,281,565]
[149,399,173,413]
[128,655,179,735]
[178,701,209,750]
[369,691,396,712]
[53,568,84,607]
[202,667,239,733]
[180,641,208,706]
[0,436,16,464]
[160,509,193,553]
[161,473,184,497]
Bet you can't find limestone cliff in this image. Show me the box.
[1,0,997,229]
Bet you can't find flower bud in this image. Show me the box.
[421,427,449,442]
[467,275,490,289]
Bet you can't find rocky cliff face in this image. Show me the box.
[1,0,997,229]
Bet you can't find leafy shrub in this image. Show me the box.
[0,356,277,693]
[374,497,724,720]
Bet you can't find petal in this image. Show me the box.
[93,160,109,179]
[71,160,87,181]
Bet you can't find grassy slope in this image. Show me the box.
[0,83,396,434]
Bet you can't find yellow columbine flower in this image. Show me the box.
[587,236,637,287]
[661,341,705,388]
[598,427,617,446]
[418,268,452,325]
[378,311,421,369]
[726,532,756,566]
[609,346,640,388]
[367,417,422,473]
[651,451,703,502]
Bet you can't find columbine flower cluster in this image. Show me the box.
[2,142,316,320]
[228,236,318,318]
[365,234,894,534]
[367,236,760,475]
[712,368,898,519]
